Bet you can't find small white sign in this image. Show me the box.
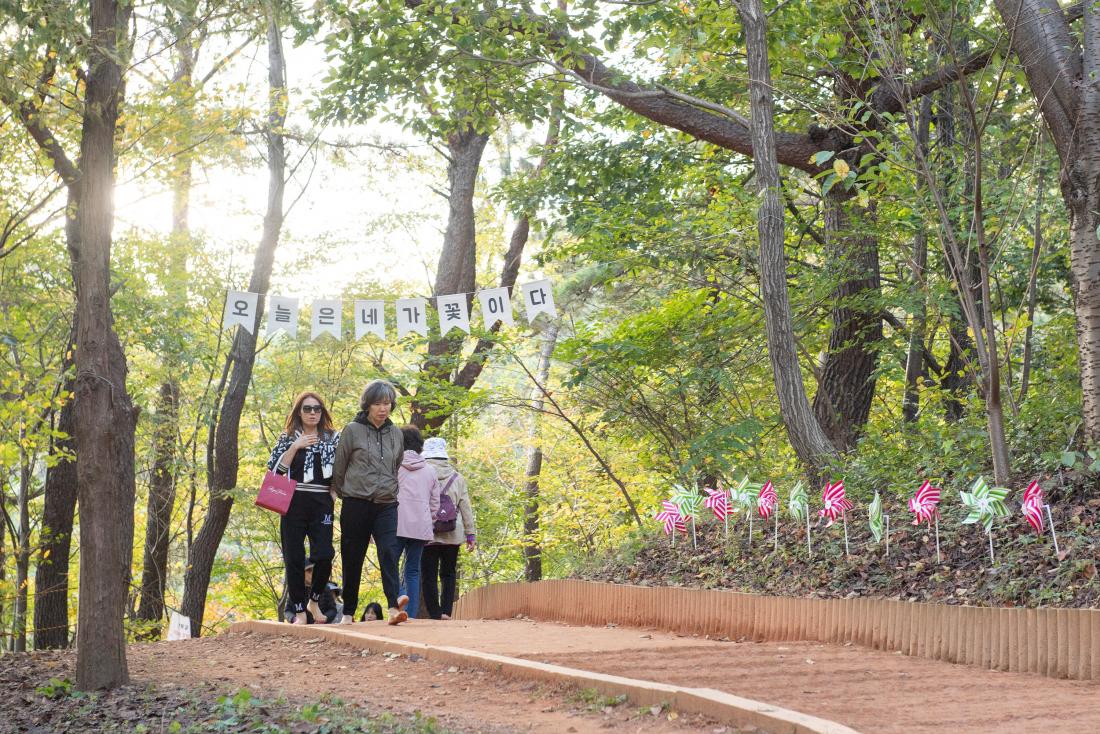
[354,299,386,340]
[435,293,471,335]
[167,611,191,640]
[223,290,258,334]
[478,287,514,328]
[521,279,557,321]
[396,297,428,337]
[267,295,299,337]
[311,299,342,341]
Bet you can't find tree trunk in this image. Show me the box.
[13,423,33,652]
[523,322,559,582]
[34,380,77,650]
[903,96,933,422]
[135,29,196,633]
[1019,152,1044,403]
[991,0,1100,443]
[179,11,286,635]
[411,126,489,430]
[738,0,836,478]
[73,0,137,690]
[811,191,882,451]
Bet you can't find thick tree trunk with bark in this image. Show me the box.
[522,322,559,582]
[992,0,1100,443]
[812,193,882,450]
[179,14,286,635]
[34,384,77,650]
[411,127,488,429]
[738,0,836,477]
[73,0,137,690]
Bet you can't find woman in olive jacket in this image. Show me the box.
[331,379,405,623]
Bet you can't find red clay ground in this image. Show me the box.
[284,617,1100,734]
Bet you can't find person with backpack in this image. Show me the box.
[392,425,441,624]
[419,437,477,620]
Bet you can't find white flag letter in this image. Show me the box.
[520,279,556,322]
[267,295,299,337]
[435,293,470,335]
[478,287,514,328]
[223,290,258,334]
[354,299,386,340]
[311,299,342,341]
[396,297,428,337]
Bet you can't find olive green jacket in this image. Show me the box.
[331,417,403,502]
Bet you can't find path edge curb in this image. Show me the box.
[228,620,860,734]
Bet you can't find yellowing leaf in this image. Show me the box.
[833,159,850,177]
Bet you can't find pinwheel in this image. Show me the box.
[670,484,702,549]
[868,491,884,544]
[704,485,731,538]
[819,480,853,555]
[961,477,1011,563]
[1021,479,1060,556]
[655,500,686,543]
[909,480,943,561]
[788,481,812,557]
[757,481,780,552]
[729,477,758,542]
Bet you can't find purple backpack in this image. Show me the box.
[434,473,460,533]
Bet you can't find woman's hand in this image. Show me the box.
[293,433,319,450]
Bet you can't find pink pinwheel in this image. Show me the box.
[818,480,852,526]
[757,481,778,519]
[656,500,687,536]
[704,487,731,521]
[908,480,941,525]
[1021,480,1044,534]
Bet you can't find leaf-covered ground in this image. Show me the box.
[581,475,1100,608]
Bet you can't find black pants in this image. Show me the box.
[280,491,335,614]
[421,544,459,619]
[340,498,399,617]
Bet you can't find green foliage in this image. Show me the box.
[35,677,73,700]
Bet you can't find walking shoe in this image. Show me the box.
[388,610,408,625]
[440,614,451,621]
[338,614,354,625]
[308,599,325,622]
[291,612,308,625]
[396,594,409,611]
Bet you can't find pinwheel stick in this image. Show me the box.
[724,512,729,540]
[691,516,697,550]
[987,527,995,564]
[935,516,941,563]
[806,512,813,558]
[885,514,890,558]
[1044,504,1060,556]
[748,512,753,547]
[842,513,850,556]
[773,511,779,553]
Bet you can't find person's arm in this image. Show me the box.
[267,434,293,473]
[276,432,316,474]
[331,427,350,497]
[458,478,476,548]
[429,475,441,519]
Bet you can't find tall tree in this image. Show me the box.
[179,7,287,635]
[990,0,1100,444]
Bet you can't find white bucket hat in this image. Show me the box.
[422,436,450,460]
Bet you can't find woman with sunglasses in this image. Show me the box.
[266,391,341,624]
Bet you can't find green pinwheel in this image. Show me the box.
[729,477,756,514]
[868,491,884,542]
[960,477,1011,532]
[788,481,808,522]
[670,484,702,518]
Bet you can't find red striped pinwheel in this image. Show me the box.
[1021,480,1044,534]
[704,487,731,521]
[656,500,687,536]
[818,480,852,526]
[757,481,778,519]
[908,480,941,525]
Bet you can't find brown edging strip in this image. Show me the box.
[229,619,860,734]
[452,579,1100,681]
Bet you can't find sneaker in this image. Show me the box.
[291,612,308,625]
[338,614,354,625]
[307,599,325,622]
[396,594,409,611]
[440,614,451,621]
[388,610,408,626]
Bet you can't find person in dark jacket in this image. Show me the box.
[267,391,340,625]
[331,379,405,623]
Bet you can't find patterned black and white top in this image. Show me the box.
[267,430,340,493]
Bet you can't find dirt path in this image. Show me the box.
[125,632,724,734]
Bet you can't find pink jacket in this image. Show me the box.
[397,450,441,541]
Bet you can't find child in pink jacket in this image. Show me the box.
[393,425,441,623]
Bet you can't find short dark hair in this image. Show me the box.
[402,425,424,453]
[360,379,397,411]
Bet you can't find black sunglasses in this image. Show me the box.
[301,404,324,414]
